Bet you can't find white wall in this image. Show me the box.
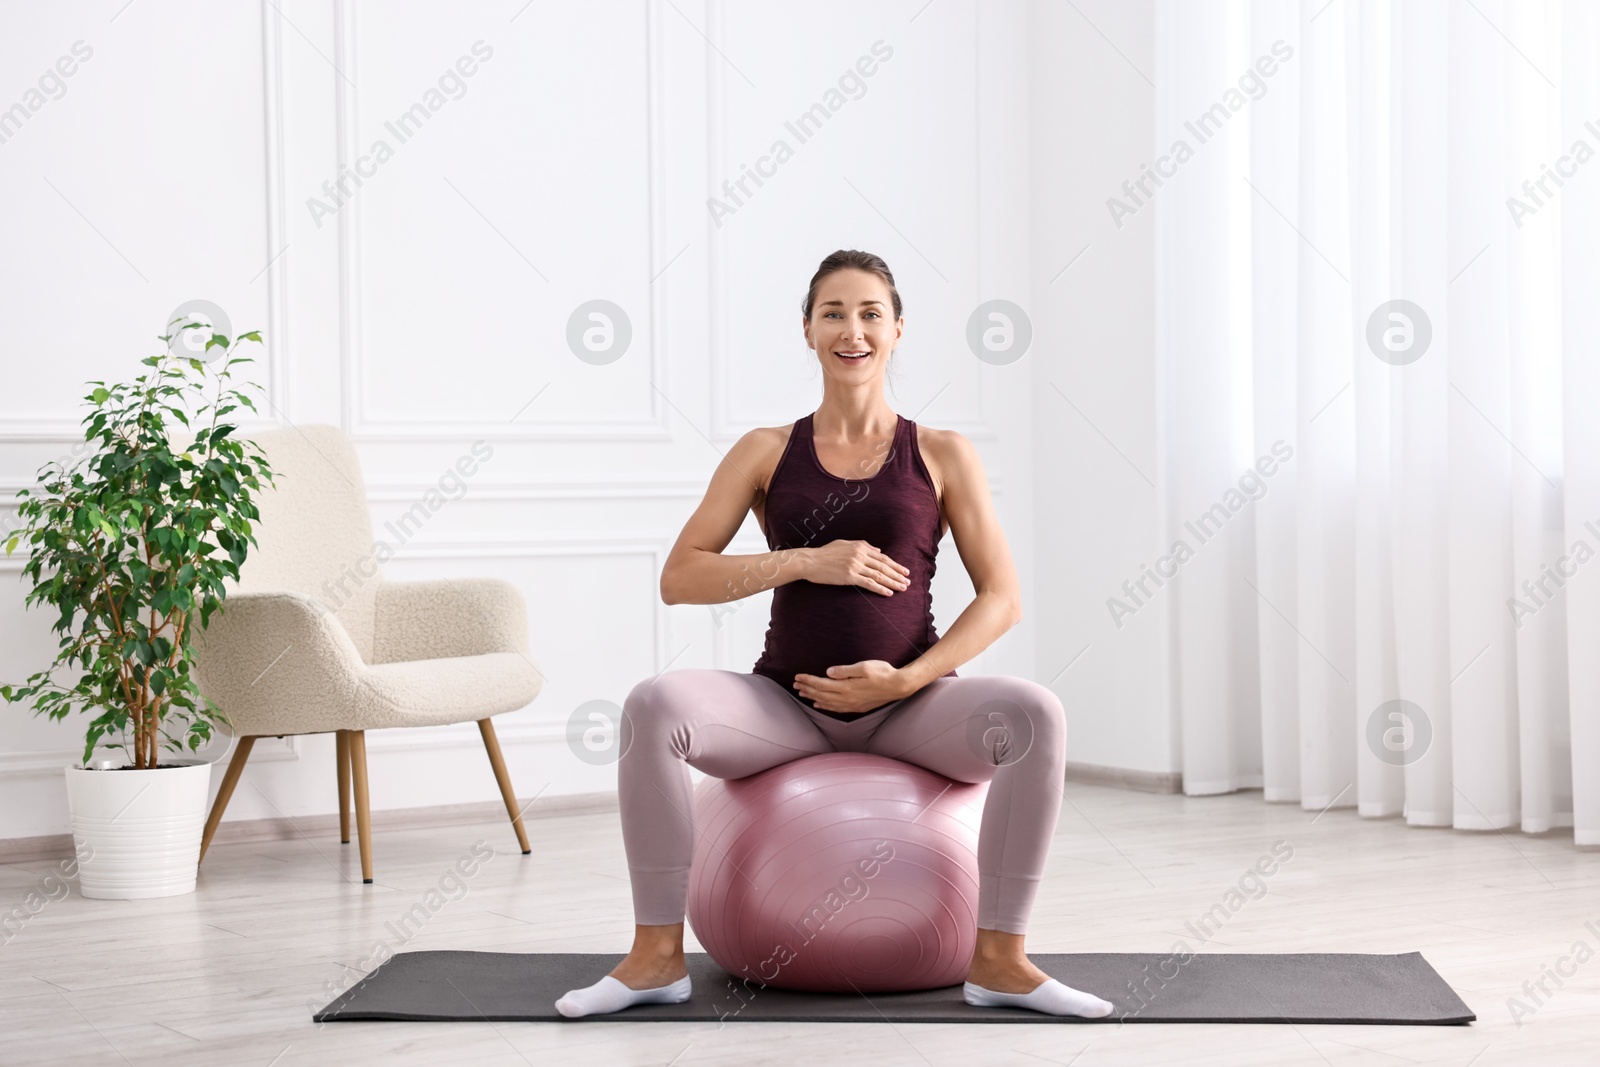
[0,0,1068,842]
[1028,0,1171,776]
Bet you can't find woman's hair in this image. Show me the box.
[801,249,903,322]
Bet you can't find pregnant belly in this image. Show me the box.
[755,581,934,680]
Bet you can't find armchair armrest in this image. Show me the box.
[371,577,529,664]
[191,591,366,736]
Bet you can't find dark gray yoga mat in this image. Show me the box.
[313,950,1475,1024]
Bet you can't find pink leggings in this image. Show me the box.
[616,669,1067,935]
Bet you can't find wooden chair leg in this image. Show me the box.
[347,729,374,883]
[336,730,352,844]
[478,718,531,855]
[199,736,256,865]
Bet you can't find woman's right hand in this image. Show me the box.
[802,541,911,595]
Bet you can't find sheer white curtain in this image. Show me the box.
[1153,0,1599,843]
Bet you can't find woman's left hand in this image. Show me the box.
[793,660,911,715]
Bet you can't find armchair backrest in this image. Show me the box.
[235,424,380,661]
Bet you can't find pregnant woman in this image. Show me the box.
[556,249,1112,1020]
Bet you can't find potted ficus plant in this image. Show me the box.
[1,319,275,899]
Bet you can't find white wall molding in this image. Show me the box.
[0,0,290,446]
[388,535,671,560]
[0,787,620,865]
[363,478,711,502]
[0,736,298,779]
[1065,760,1182,795]
[703,0,998,445]
[0,418,87,445]
[357,718,569,755]
[336,0,673,443]
[366,535,673,756]
[9,475,1001,506]
[257,0,292,424]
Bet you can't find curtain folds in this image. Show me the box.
[1154,0,1597,843]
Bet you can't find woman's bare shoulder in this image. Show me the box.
[747,422,796,447]
[914,422,973,493]
[917,422,982,461]
[914,421,963,449]
[732,421,797,493]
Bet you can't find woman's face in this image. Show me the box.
[802,268,903,383]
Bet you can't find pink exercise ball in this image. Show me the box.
[686,752,989,993]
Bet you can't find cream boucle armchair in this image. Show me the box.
[193,424,544,883]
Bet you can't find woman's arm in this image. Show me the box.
[793,429,1021,712]
[895,430,1022,691]
[662,427,916,607]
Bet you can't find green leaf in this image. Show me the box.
[5,349,274,763]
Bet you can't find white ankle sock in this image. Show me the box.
[963,977,1115,1018]
[555,973,692,1018]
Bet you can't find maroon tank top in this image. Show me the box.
[751,411,956,720]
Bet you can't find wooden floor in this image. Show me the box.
[2,781,1597,1066]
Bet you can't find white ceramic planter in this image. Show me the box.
[63,758,212,899]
